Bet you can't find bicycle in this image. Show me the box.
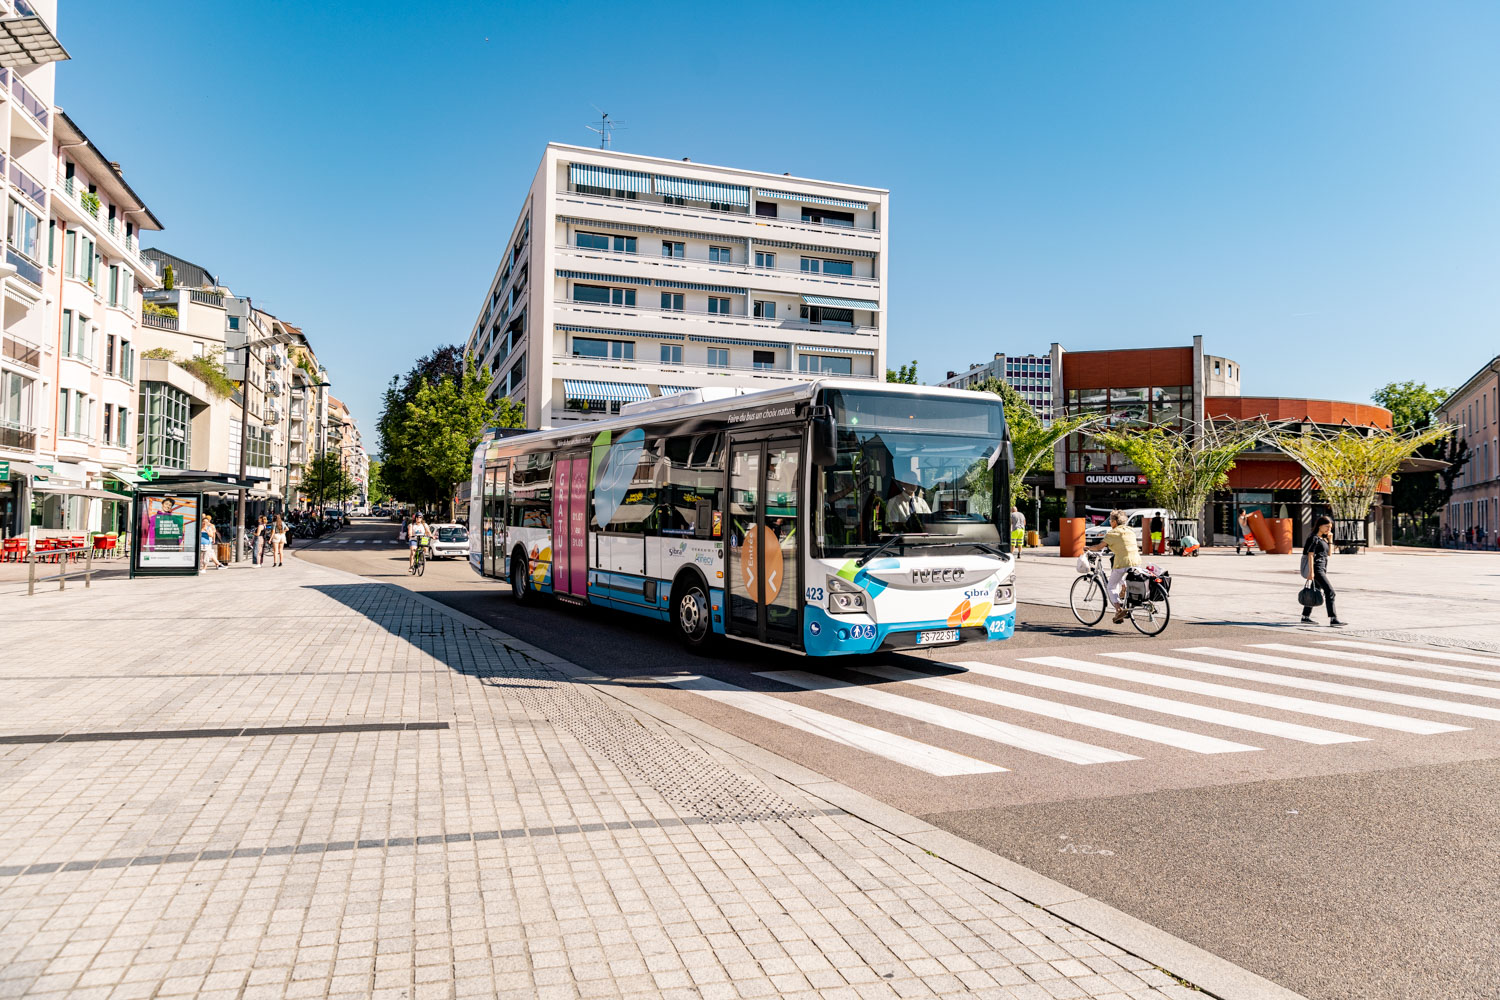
[410,536,429,577]
[1070,550,1171,636]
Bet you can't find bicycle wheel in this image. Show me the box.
[1069,575,1107,625]
[416,551,426,577]
[1130,596,1170,636]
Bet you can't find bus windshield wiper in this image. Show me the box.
[855,532,937,566]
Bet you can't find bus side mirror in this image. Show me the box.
[811,410,837,466]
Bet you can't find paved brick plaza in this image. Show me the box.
[0,559,1197,1000]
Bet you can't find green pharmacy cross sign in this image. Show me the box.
[139,467,160,482]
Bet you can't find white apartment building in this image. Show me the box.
[939,352,1056,421]
[465,144,888,428]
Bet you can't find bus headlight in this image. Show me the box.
[826,576,867,615]
[996,575,1015,605]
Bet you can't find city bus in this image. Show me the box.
[467,379,1016,656]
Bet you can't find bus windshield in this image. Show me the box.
[817,388,1007,557]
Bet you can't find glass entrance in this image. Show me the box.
[484,462,506,578]
[727,438,801,645]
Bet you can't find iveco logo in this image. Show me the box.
[911,567,965,585]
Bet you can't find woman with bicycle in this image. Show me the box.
[408,513,431,573]
[1088,509,1143,624]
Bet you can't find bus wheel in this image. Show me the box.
[510,554,536,605]
[672,577,715,652]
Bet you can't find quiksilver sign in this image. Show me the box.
[1084,473,1148,486]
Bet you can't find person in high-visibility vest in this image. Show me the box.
[1010,505,1027,557]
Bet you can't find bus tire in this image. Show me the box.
[510,551,538,606]
[671,573,716,652]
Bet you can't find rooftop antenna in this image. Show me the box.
[585,105,625,149]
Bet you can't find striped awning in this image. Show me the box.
[801,294,879,311]
[751,237,877,259]
[656,386,694,396]
[556,269,653,286]
[562,380,652,403]
[559,216,748,245]
[653,278,747,295]
[569,163,652,194]
[653,174,750,208]
[558,324,683,342]
[755,188,870,211]
[688,335,790,349]
[797,345,876,357]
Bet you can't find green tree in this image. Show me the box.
[367,459,391,505]
[162,264,174,290]
[1091,418,1272,524]
[1273,423,1455,525]
[1371,381,1466,543]
[885,360,918,384]
[302,453,356,505]
[379,352,523,516]
[966,377,1101,504]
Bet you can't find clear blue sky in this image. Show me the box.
[59,0,1500,439]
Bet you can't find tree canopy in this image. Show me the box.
[1371,381,1450,433]
[301,452,357,505]
[1090,418,1272,522]
[1273,423,1454,523]
[885,360,918,384]
[1370,381,1467,540]
[378,349,523,513]
[966,377,1100,503]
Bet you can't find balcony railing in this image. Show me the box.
[2,333,41,369]
[8,71,47,129]
[9,160,45,210]
[557,244,879,288]
[189,289,225,307]
[0,420,37,451]
[141,312,179,331]
[559,354,876,383]
[558,188,880,235]
[555,297,879,336]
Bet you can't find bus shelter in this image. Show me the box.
[130,490,204,577]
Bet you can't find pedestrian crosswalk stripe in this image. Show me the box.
[1317,640,1500,670]
[1027,656,1463,735]
[338,540,349,544]
[1290,644,1500,683]
[1238,645,1500,697]
[926,661,1363,745]
[813,666,1258,755]
[1109,651,1500,724]
[663,675,1006,776]
[756,670,1140,764]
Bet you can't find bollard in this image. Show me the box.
[27,551,35,597]
[58,549,66,591]
[85,544,93,588]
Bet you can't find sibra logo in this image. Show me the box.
[964,588,992,599]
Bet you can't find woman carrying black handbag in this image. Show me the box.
[1300,515,1345,627]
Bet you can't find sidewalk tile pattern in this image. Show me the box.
[0,561,1187,999]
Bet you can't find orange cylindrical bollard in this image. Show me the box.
[1059,518,1086,558]
[1246,510,1277,554]
[1266,517,1294,554]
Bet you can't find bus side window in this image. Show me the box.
[662,434,723,539]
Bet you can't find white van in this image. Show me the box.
[1084,508,1176,544]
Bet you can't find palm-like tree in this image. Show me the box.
[965,378,1102,505]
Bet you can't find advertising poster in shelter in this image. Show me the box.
[131,492,202,576]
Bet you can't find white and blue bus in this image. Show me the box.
[467,379,1016,655]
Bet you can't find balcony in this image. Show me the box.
[555,190,883,251]
[555,244,879,293]
[558,353,873,385]
[553,297,879,339]
[10,159,45,211]
[0,419,37,451]
[7,70,47,130]
[2,333,41,370]
[142,311,179,331]
[189,289,225,307]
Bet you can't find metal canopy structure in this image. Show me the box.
[0,15,68,67]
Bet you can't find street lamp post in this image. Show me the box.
[314,378,331,522]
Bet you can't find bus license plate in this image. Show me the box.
[917,629,959,646]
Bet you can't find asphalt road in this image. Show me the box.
[302,518,1500,1000]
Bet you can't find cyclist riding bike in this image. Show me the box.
[1087,509,1142,624]
[408,513,431,572]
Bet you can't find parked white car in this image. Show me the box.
[428,523,470,560]
[1084,508,1176,544]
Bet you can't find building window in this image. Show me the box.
[105,334,116,376]
[801,206,855,227]
[707,296,731,315]
[7,199,39,262]
[61,309,73,356]
[706,348,729,368]
[139,382,191,470]
[103,404,113,444]
[753,300,776,320]
[755,251,776,269]
[63,230,76,277]
[820,259,854,276]
[755,201,777,218]
[753,350,776,370]
[800,257,820,274]
[799,305,853,327]
[661,241,684,259]
[661,292,684,311]
[799,354,852,375]
[709,245,732,263]
[47,220,54,267]
[660,344,683,365]
[576,231,609,250]
[611,287,636,307]
[572,283,611,304]
[573,337,634,360]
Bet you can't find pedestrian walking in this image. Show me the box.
[252,516,269,566]
[1300,514,1345,627]
[271,516,287,567]
[1236,510,1257,555]
[1148,511,1165,556]
[202,516,220,570]
[1010,505,1027,558]
[1086,509,1143,624]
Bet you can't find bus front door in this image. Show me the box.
[727,438,802,647]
